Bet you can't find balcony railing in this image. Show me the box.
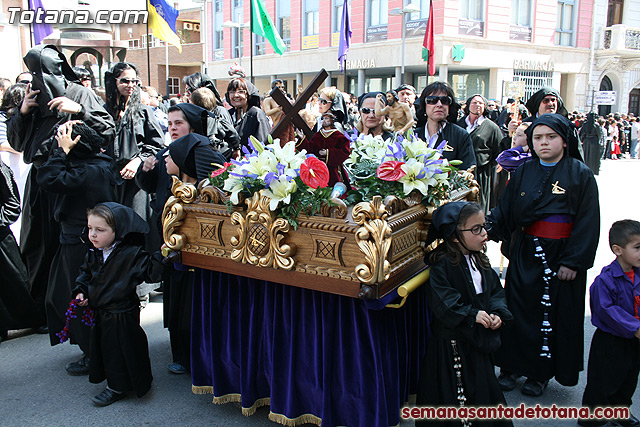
[602,24,640,51]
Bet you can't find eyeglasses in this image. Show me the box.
[425,95,452,105]
[459,224,489,235]
[541,97,557,104]
[360,107,375,115]
[228,89,248,96]
[118,78,140,86]
[318,98,331,105]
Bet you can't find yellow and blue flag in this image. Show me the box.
[147,0,182,52]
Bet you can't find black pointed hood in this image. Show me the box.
[98,202,149,241]
[168,133,226,181]
[184,72,223,105]
[23,45,79,117]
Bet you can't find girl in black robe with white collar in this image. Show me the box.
[417,201,513,427]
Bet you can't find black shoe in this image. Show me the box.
[91,388,126,407]
[521,378,547,397]
[497,371,518,391]
[168,363,187,374]
[65,354,90,376]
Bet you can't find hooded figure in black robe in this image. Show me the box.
[164,133,226,372]
[580,112,604,175]
[414,83,476,170]
[6,45,115,318]
[225,78,270,147]
[73,202,163,397]
[0,160,45,341]
[315,89,350,134]
[416,201,513,427]
[487,114,600,389]
[37,122,118,350]
[182,74,241,160]
[457,94,504,214]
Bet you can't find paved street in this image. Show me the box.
[1,158,638,426]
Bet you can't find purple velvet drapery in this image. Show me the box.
[191,269,430,427]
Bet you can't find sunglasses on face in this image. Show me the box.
[425,95,452,105]
[18,80,31,84]
[459,223,489,235]
[318,98,331,105]
[360,107,375,114]
[118,78,140,86]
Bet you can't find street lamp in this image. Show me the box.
[390,3,421,85]
[222,20,249,68]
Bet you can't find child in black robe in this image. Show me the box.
[73,202,163,406]
[416,201,513,427]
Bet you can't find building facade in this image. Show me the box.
[591,0,640,116]
[205,0,595,111]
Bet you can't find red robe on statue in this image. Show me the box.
[304,129,351,187]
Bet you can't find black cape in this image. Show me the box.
[487,154,600,385]
[73,242,163,397]
[37,144,117,348]
[415,122,477,170]
[0,161,45,334]
[417,254,513,427]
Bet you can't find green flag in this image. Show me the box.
[251,0,286,55]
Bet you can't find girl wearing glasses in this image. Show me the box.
[104,62,164,229]
[417,201,513,427]
[415,81,476,170]
[225,78,270,148]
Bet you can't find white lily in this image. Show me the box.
[263,175,297,210]
[400,158,438,196]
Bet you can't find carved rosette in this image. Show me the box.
[230,191,296,270]
[162,177,199,252]
[352,196,392,285]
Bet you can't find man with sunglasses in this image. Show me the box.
[415,81,476,170]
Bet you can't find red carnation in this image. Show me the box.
[377,161,406,181]
[211,162,232,178]
[300,157,330,189]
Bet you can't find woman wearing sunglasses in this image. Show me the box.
[104,62,164,250]
[315,87,349,134]
[355,92,394,140]
[415,81,476,170]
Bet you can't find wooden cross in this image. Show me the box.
[270,68,329,140]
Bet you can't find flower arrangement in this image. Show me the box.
[343,132,461,206]
[210,136,333,228]
[208,133,463,226]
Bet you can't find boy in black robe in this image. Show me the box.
[488,114,600,397]
[73,202,163,406]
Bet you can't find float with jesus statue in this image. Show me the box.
[161,92,478,426]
